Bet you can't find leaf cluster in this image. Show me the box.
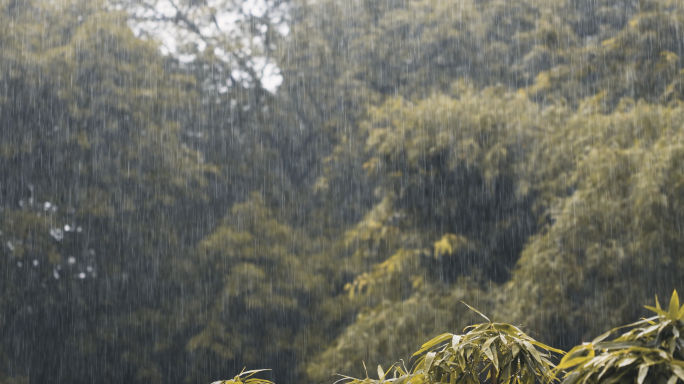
[210,368,273,384]
[339,304,562,384]
[555,291,684,384]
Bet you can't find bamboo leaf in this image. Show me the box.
[527,340,566,355]
[493,323,522,335]
[491,345,500,370]
[522,341,543,364]
[638,365,649,384]
[669,291,680,319]
[646,306,671,318]
[672,365,684,381]
[425,352,436,371]
[482,336,497,352]
[618,356,638,368]
[595,341,643,350]
[555,357,591,370]
[591,331,613,344]
[512,344,520,358]
[237,369,272,378]
[484,346,495,363]
[462,302,491,322]
[414,333,452,356]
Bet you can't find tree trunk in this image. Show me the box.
[491,366,498,384]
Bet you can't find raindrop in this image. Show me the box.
[76,226,83,233]
[86,266,93,272]
[49,228,64,241]
[18,199,24,207]
[6,241,14,252]
[68,256,76,265]
[78,272,86,279]
[33,259,39,267]
[53,270,60,279]
[64,224,72,232]
[16,261,22,268]
[44,201,52,211]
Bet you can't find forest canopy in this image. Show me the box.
[1,0,683,383]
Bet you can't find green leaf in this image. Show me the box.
[527,339,566,355]
[636,324,662,339]
[618,356,638,368]
[591,331,613,344]
[595,341,643,350]
[512,344,520,358]
[562,371,582,384]
[669,291,680,319]
[501,362,512,382]
[609,317,659,333]
[672,365,684,381]
[522,341,543,364]
[555,356,591,370]
[414,333,452,356]
[378,365,385,380]
[482,336,497,351]
[425,352,436,371]
[645,306,671,318]
[484,345,495,363]
[491,345,500,370]
[462,302,490,322]
[237,369,272,379]
[492,323,522,335]
[458,350,467,369]
[638,365,649,384]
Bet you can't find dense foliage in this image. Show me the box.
[1,0,684,383]
[555,291,684,384]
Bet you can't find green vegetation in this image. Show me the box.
[555,291,684,384]
[1,0,684,383]
[327,292,684,384]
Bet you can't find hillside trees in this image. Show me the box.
[3,0,684,382]
[292,0,684,379]
[0,0,214,382]
[180,194,329,383]
[499,101,684,351]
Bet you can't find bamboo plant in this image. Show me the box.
[338,303,564,384]
[554,291,684,384]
